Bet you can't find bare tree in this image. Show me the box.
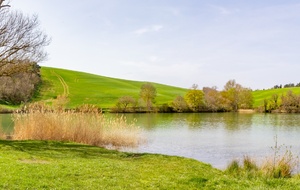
[0,0,10,9]
[0,9,50,75]
[0,2,50,104]
[115,96,136,112]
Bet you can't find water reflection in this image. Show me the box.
[0,114,14,133]
[122,113,300,169]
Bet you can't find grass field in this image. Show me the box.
[38,67,188,109]
[39,67,300,109]
[0,140,300,189]
[252,87,300,108]
[2,66,300,110]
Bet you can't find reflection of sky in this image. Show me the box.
[123,113,300,170]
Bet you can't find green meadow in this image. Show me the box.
[38,67,188,108]
[1,140,300,190]
[38,67,300,109]
[252,87,300,108]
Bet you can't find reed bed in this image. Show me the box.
[12,110,142,148]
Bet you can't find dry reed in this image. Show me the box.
[12,110,142,148]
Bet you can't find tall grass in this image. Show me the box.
[226,144,299,178]
[12,110,142,148]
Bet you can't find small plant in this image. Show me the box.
[243,156,258,172]
[261,138,298,178]
[226,136,299,179]
[226,159,240,174]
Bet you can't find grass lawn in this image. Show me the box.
[1,140,300,189]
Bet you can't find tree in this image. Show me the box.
[0,61,41,104]
[0,9,50,71]
[184,84,204,112]
[115,96,136,112]
[0,2,50,104]
[0,0,10,9]
[171,95,188,112]
[238,88,253,109]
[139,83,157,111]
[281,91,300,113]
[222,80,253,111]
[222,80,241,111]
[203,87,223,112]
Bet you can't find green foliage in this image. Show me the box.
[222,80,253,111]
[258,90,300,113]
[184,85,204,112]
[171,95,188,112]
[139,83,157,111]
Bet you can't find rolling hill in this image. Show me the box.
[252,87,300,108]
[2,66,298,110]
[38,67,189,108]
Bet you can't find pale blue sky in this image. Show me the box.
[10,0,300,89]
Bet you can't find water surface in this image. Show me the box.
[123,113,300,169]
[1,113,300,169]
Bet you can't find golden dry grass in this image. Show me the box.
[12,110,142,148]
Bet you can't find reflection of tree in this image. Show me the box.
[185,113,203,128]
[124,113,177,130]
[222,113,253,131]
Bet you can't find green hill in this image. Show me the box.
[2,66,299,110]
[253,87,300,108]
[38,67,188,108]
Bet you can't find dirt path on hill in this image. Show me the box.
[51,70,70,97]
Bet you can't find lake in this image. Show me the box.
[1,113,300,169]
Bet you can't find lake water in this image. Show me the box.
[122,113,300,169]
[1,113,300,169]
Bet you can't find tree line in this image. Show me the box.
[0,1,50,105]
[113,80,253,113]
[273,83,300,89]
[262,91,300,113]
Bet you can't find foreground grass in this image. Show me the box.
[1,141,300,189]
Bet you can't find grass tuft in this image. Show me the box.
[226,149,299,179]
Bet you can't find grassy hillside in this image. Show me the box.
[252,87,300,108]
[38,67,188,108]
[1,66,295,110]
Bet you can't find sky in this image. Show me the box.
[9,0,300,90]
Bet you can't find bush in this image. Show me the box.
[0,62,41,105]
